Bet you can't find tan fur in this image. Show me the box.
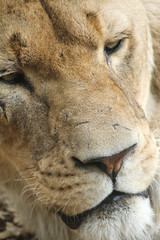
[0,0,160,239]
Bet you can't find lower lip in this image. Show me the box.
[60,190,148,229]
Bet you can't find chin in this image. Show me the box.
[71,193,154,240]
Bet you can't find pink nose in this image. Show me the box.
[100,144,136,179]
[75,144,136,181]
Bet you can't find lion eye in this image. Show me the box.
[0,72,33,92]
[0,72,22,84]
[0,73,18,83]
[105,39,123,55]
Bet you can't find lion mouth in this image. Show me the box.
[60,190,148,229]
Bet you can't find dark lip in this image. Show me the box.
[59,190,148,230]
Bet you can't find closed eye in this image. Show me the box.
[0,72,34,92]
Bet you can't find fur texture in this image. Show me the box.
[0,0,160,239]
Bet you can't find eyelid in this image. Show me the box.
[105,39,124,56]
[111,30,132,40]
[105,36,129,47]
[105,30,131,50]
[1,73,16,81]
[0,70,17,78]
[105,39,122,49]
[0,71,34,92]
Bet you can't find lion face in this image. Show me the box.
[0,0,160,239]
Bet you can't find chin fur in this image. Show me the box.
[75,197,154,240]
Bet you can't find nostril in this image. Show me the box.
[72,156,109,178]
[72,144,137,181]
[98,144,137,180]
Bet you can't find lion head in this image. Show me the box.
[0,0,160,239]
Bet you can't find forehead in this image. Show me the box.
[0,0,145,32]
[38,0,145,36]
[0,0,147,74]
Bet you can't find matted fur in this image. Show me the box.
[0,0,160,239]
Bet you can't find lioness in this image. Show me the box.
[0,0,160,239]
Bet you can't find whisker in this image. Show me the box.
[18,170,38,177]
[15,177,36,182]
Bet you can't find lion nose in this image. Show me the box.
[73,144,136,181]
[91,144,136,180]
